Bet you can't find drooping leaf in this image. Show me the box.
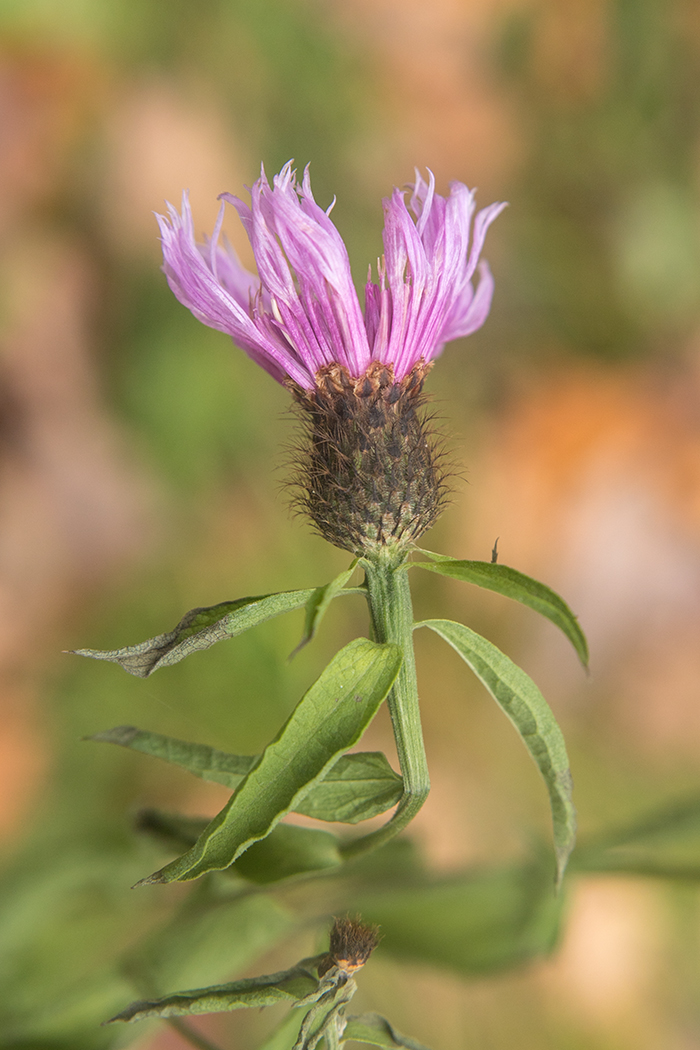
[292,562,360,656]
[351,859,564,975]
[71,590,316,676]
[414,554,588,668]
[107,967,319,1024]
[137,813,425,890]
[418,619,576,884]
[91,727,403,824]
[343,1013,432,1050]
[573,794,700,879]
[138,638,403,884]
[90,725,253,784]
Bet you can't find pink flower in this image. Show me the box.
[157,162,506,389]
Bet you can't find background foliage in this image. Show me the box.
[2,1,700,1048]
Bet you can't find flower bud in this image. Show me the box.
[318,917,381,977]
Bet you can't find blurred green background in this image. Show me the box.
[2,0,700,1048]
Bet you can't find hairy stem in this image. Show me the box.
[340,554,429,859]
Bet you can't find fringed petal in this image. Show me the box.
[157,164,505,389]
[373,174,505,378]
[156,191,313,386]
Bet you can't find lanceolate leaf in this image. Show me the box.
[91,727,403,824]
[136,813,343,883]
[296,751,402,823]
[107,967,319,1023]
[90,726,253,783]
[414,555,588,668]
[343,1014,432,1050]
[72,590,316,677]
[418,619,576,884]
[138,638,403,884]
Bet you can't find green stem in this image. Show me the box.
[340,555,429,860]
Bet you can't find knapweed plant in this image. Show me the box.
[76,163,587,1050]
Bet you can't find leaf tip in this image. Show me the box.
[554,857,570,893]
[132,870,167,888]
[86,725,140,746]
[104,1003,144,1025]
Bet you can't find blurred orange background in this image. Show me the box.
[3,1,700,1048]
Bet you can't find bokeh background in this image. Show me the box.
[3,0,700,1047]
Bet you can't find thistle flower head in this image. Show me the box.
[157,162,505,388]
[157,163,505,559]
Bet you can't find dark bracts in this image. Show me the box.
[290,361,447,559]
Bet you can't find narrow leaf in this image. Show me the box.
[92,727,403,824]
[418,619,576,884]
[135,810,344,887]
[292,562,359,656]
[72,590,316,677]
[90,725,254,785]
[139,638,403,884]
[107,967,319,1024]
[343,1014,432,1050]
[414,555,588,668]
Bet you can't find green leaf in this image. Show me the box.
[138,638,403,884]
[295,751,402,824]
[138,814,427,890]
[414,555,588,668]
[90,725,254,785]
[91,727,402,824]
[292,562,360,656]
[71,590,316,676]
[351,860,564,976]
[418,619,576,884]
[234,825,342,883]
[107,967,320,1023]
[343,1014,432,1050]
